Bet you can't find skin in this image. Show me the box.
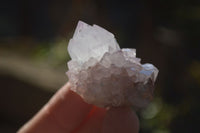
[18,82,139,133]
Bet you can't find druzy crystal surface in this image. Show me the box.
[67,21,158,108]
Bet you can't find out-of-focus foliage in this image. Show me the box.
[33,38,71,68]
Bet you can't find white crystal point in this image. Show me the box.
[67,21,159,109]
[68,21,120,63]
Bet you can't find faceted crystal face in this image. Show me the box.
[67,21,159,109]
[68,21,120,63]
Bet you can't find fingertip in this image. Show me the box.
[102,107,139,133]
[18,82,93,133]
[45,82,93,132]
[74,106,106,133]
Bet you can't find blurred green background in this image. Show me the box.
[1,0,200,132]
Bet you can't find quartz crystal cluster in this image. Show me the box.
[66,21,158,108]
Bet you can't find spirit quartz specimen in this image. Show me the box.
[66,21,158,109]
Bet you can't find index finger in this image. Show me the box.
[18,82,93,133]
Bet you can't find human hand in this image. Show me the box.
[18,82,139,133]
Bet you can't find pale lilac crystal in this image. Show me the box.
[66,21,158,108]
